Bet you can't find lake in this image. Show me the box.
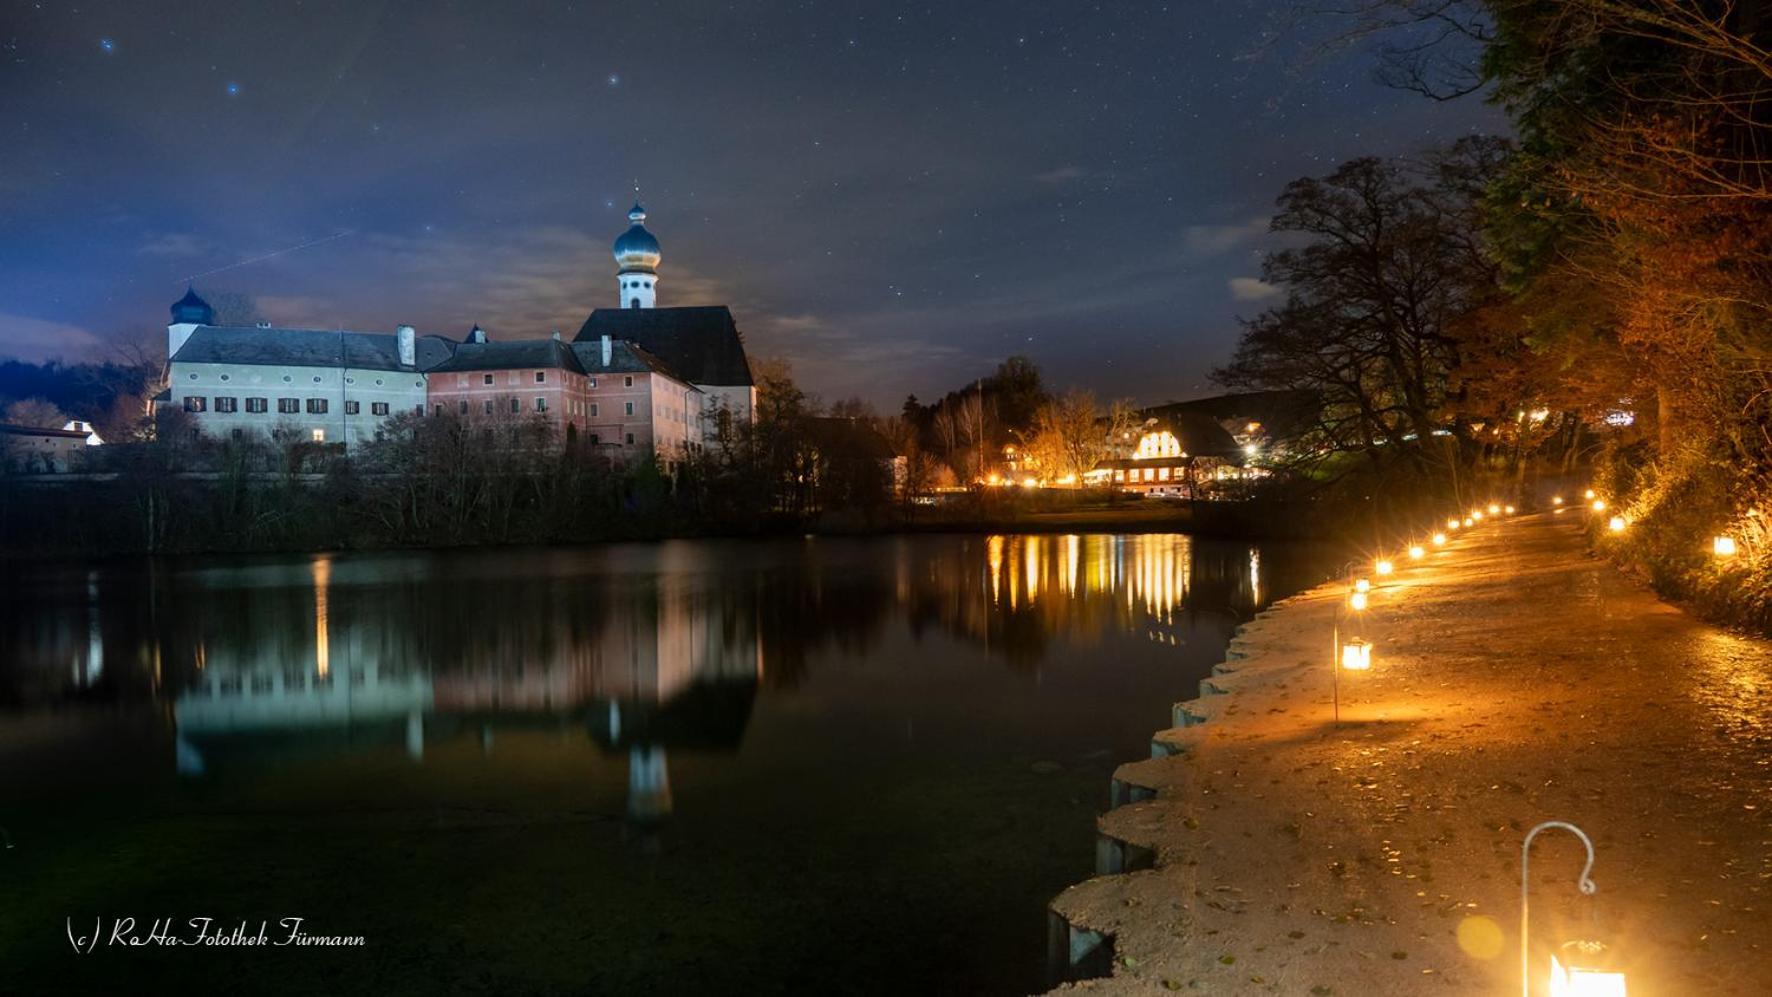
[0,533,1335,995]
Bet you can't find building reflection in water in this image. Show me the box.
[2,532,1293,815]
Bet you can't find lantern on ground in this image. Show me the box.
[1553,496,1564,506]
[1473,510,1485,521]
[1448,518,1461,530]
[1339,637,1373,671]
[1591,499,1606,512]
[1348,591,1368,612]
[1488,503,1501,515]
[1409,545,1425,560]
[1375,559,1394,576]
[1713,536,1738,558]
[1549,941,1626,997]
[1521,821,1626,997]
[1608,516,1626,533]
[1463,518,1474,527]
[1584,489,1596,500]
[1505,505,1516,515]
[1432,533,1447,547]
[1353,577,1371,594]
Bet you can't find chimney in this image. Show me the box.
[601,333,612,366]
[396,324,416,367]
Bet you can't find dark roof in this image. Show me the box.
[1133,410,1245,460]
[169,326,455,372]
[1154,390,1320,440]
[799,417,900,460]
[574,307,753,386]
[0,423,88,440]
[170,286,214,325]
[568,339,693,383]
[429,338,584,374]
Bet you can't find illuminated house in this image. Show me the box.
[155,203,751,456]
[1087,412,1250,497]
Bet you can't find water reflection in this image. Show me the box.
[2,533,1298,795]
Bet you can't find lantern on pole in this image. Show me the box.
[1591,499,1607,512]
[1447,518,1461,530]
[1521,821,1627,997]
[1339,637,1373,671]
[1375,559,1395,576]
[1408,544,1425,560]
[1488,503,1501,515]
[1608,516,1626,533]
[1432,532,1448,546]
[1553,496,1565,506]
[1584,489,1596,500]
[1505,504,1517,515]
[1353,577,1371,594]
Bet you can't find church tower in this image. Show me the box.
[612,202,661,309]
[167,285,214,359]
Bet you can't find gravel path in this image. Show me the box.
[1048,512,1770,995]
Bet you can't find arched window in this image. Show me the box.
[630,298,640,308]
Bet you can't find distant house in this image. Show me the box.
[0,422,94,473]
[150,202,754,461]
[1087,411,1255,498]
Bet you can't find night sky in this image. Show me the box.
[1,1,1499,407]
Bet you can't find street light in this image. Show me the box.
[1522,821,1626,997]
[1713,536,1738,558]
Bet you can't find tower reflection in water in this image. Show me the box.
[6,534,1275,826]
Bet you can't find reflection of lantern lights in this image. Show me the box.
[1714,536,1738,558]
[1549,941,1627,997]
[1555,508,1566,515]
[1348,591,1368,612]
[1353,577,1371,593]
[1409,545,1425,560]
[1339,637,1373,671]
[1488,503,1501,515]
[1607,516,1626,533]
[1591,499,1606,512]
[1375,559,1394,576]
[1431,533,1447,546]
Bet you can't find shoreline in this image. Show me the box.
[1043,512,1771,994]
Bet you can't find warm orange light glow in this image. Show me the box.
[1487,503,1501,515]
[1591,499,1606,512]
[1353,577,1371,593]
[1714,536,1737,558]
[1348,591,1368,612]
[1549,942,1626,997]
[1608,516,1626,533]
[1462,518,1473,527]
[1584,488,1596,500]
[1553,496,1565,506]
[1408,545,1425,560]
[1504,504,1516,515]
[1340,638,1372,671]
[1431,533,1447,546]
[1375,559,1394,576]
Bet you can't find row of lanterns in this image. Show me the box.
[1560,487,1744,560]
[1324,500,1628,995]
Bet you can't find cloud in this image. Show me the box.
[1033,166,1086,184]
[1228,276,1283,302]
[138,232,213,258]
[0,313,106,361]
[1183,217,1269,257]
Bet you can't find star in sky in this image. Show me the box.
[224,81,241,96]
[98,38,115,54]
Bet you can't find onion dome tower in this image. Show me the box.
[613,202,661,309]
[170,285,215,326]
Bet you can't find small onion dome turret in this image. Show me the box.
[170,285,215,325]
[613,202,661,274]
